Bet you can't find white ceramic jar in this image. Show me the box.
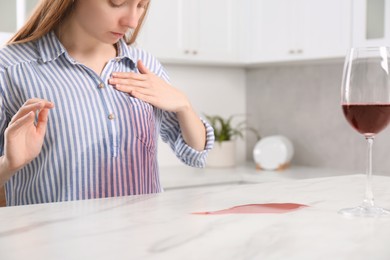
[253,135,294,170]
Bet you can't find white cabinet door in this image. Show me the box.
[246,0,351,62]
[300,0,351,58]
[138,0,189,60]
[246,0,295,62]
[352,0,390,47]
[138,0,239,63]
[191,0,239,62]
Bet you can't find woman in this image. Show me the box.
[0,0,214,206]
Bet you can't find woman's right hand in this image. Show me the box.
[0,99,54,182]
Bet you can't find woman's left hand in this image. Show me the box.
[109,60,190,113]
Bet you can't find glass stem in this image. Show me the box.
[364,136,375,207]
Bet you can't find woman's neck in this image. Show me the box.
[56,16,117,76]
[56,15,116,59]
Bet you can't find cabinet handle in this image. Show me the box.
[184,50,198,55]
[288,49,303,55]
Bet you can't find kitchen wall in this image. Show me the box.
[158,64,247,167]
[158,60,390,175]
[245,61,390,175]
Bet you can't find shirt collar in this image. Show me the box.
[116,38,137,65]
[37,31,136,65]
[36,31,66,63]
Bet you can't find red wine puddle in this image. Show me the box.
[192,203,309,215]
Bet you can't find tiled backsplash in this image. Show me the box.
[246,61,390,175]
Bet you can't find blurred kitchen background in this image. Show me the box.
[1,0,390,175]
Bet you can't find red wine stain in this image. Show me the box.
[192,203,309,215]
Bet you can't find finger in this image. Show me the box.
[6,111,35,135]
[115,84,155,96]
[130,90,154,103]
[137,60,150,74]
[111,72,147,80]
[36,108,50,136]
[21,100,54,112]
[114,84,136,94]
[10,102,47,125]
[23,98,54,107]
[10,101,54,125]
[109,78,147,88]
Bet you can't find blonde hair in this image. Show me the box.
[8,0,149,45]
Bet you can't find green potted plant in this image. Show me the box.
[205,114,260,167]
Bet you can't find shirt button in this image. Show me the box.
[98,83,105,89]
[115,57,121,62]
[108,114,115,120]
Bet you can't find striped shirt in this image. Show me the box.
[0,31,214,206]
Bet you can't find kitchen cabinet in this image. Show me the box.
[0,0,355,64]
[0,0,39,46]
[352,0,390,47]
[138,0,240,64]
[245,0,352,63]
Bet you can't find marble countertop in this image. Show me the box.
[1,170,390,260]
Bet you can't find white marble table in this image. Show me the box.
[1,174,390,260]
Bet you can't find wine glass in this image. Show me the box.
[340,46,390,217]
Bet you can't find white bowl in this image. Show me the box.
[253,135,294,170]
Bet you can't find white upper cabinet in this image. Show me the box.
[1,0,355,64]
[300,0,351,58]
[244,0,294,62]
[245,0,352,63]
[352,0,390,47]
[138,0,240,64]
[137,0,186,60]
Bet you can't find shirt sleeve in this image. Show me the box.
[155,61,215,168]
[160,111,214,168]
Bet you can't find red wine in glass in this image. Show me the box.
[342,104,390,137]
[340,46,390,218]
